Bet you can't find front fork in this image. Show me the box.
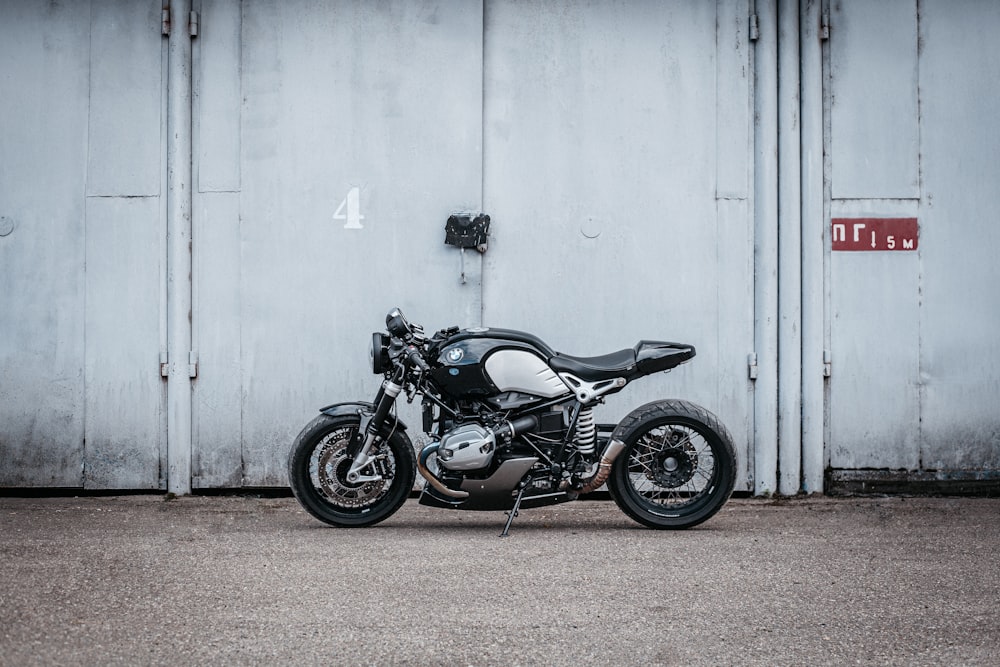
[344,368,405,483]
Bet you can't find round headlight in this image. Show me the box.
[370,332,391,374]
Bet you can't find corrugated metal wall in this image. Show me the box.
[1,0,998,492]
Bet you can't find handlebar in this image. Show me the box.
[405,344,430,372]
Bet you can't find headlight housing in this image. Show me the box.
[370,332,391,374]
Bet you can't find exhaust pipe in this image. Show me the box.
[579,438,626,494]
[418,443,469,500]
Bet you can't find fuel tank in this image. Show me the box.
[431,328,570,400]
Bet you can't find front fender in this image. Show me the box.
[319,401,409,431]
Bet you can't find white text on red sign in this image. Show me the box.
[831,218,918,252]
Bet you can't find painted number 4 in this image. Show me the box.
[334,187,365,229]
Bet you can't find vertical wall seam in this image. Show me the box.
[820,0,833,477]
[81,0,94,488]
[714,0,721,464]
[751,0,757,494]
[777,0,803,496]
[915,0,925,470]
[188,0,199,486]
[238,0,246,486]
[753,0,779,495]
[166,0,194,495]
[800,0,826,493]
[159,1,171,490]
[480,0,487,328]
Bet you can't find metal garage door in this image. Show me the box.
[191,0,756,489]
[0,1,165,489]
[192,0,485,486]
[827,0,1000,475]
[481,0,755,490]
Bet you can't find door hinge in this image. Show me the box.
[748,353,759,381]
[749,14,760,41]
[161,9,199,37]
[159,351,199,378]
[821,9,830,40]
[823,350,832,378]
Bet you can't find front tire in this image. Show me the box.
[288,413,416,527]
[608,399,736,529]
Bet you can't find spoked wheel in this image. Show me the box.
[608,399,736,529]
[288,413,415,527]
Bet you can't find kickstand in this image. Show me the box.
[500,485,527,538]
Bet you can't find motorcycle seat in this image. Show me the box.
[549,340,695,382]
[549,348,637,381]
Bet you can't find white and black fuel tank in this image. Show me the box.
[431,328,570,400]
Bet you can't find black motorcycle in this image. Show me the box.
[288,308,737,536]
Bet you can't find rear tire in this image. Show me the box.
[288,413,415,527]
[608,399,736,529]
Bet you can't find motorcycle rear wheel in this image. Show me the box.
[608,399,736,529]
[288,413,415,527]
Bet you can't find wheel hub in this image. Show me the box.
[649,430,698,488]
[316,442,388,506]
[331,456,366,489]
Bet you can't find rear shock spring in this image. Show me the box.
[575,407,596,455]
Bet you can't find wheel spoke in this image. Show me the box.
[624,422,717,510]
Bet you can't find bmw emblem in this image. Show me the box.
[446,348,464,363]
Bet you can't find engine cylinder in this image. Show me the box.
[437,423,496,471]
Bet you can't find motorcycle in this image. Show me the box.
[288,308,737,536]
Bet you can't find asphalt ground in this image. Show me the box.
[1,494,997,666]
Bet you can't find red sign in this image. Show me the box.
[832,217,918,251]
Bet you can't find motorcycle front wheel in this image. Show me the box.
[608,399,736,529]
[288,413,415,527]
